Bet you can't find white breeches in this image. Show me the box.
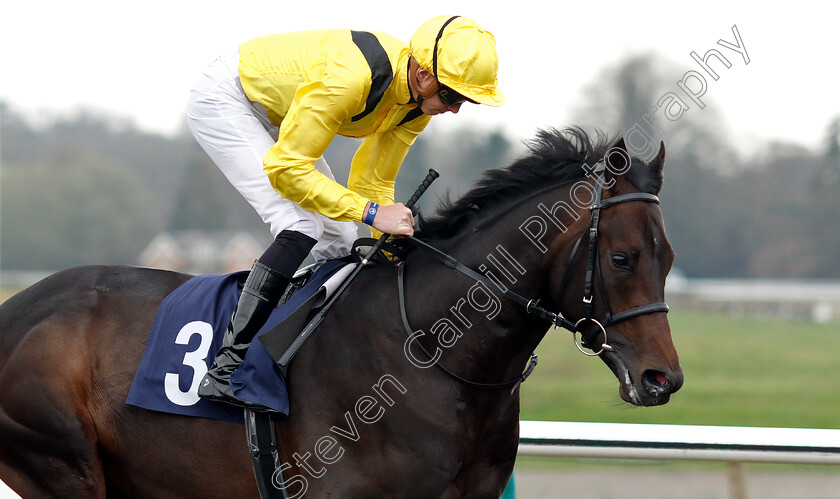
[185,51,358,261]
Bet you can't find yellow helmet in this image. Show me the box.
[410,15,504,107]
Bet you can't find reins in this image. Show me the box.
[396,236,564,392]
[397,264,539,393]
[404,237,578,331]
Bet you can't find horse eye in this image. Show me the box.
[612,253,630,269]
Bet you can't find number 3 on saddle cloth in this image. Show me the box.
[126,260,352,423]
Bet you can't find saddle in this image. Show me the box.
[256,237,408,374]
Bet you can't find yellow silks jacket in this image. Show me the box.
[238,29,431,225]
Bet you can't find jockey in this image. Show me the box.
[186,15,504,409]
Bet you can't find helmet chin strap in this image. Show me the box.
[408,56,438,107]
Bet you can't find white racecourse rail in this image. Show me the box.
[2,421,838,498]
[518,421,840,465]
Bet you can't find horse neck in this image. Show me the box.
[407,183,586,385]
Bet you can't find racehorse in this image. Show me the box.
[0,127,682,498]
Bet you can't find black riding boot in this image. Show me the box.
[197,260,289,408]
[198,230,317,410]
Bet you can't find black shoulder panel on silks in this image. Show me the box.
[398,107,424,127]
[350,31,394,122]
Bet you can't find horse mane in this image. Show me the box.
[417,126,661,241]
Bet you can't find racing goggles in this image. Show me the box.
[438,84,475,106]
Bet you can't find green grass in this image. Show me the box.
[520,310,840,429]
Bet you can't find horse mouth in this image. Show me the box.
[602,350,677,407]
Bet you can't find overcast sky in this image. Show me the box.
[1,1,838,157]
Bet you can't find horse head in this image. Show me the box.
[549,135,683,407]
[414,128,682,407]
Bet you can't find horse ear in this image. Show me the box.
[651,140,666,172]
[609,137,630,164]
[612,136,628,152]
[604,137,631,193]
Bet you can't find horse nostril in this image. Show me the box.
[642,369,673,395]
[655,371,668,385]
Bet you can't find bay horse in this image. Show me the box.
[0,128,682,498]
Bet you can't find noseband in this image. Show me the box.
[404,174,669,358]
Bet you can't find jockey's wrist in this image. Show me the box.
[363,201,379,226]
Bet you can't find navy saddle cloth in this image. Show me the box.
[126,261,348,423]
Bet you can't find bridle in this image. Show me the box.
[554,173,670,356]
[398,172,669,388]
